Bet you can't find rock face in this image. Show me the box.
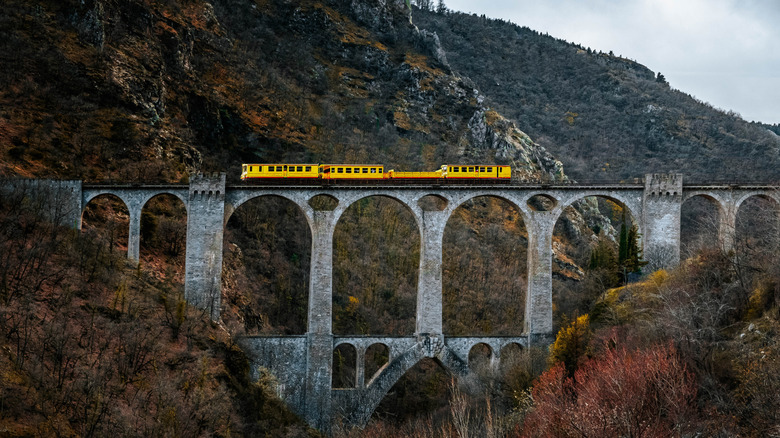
[1,0,603,278]
[464,107,565,180]
[0,0,569,183]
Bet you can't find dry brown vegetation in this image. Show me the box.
[2,0,779,435]
[0,187,318,437]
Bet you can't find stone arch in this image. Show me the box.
[149,190,188,211]
[334,192,422,232]
[448,193,528,222]
[332,194,421,335]
[553,193,641,228]
[347,345,467,428]
[224,192,311,231]
[735,191,780,212]
[333,343,358,389]
[82,191,129,211]
[443,195,528,336]
[223,194,312,335]
[80,193,130,256]
[680,194,723,257]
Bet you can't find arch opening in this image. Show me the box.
[368,357,451,426]
[498,343,523,373]
[222,195,311,335]
[333,343,357,389]
[527,193,558,211]
[551,196,641,329]
[443,196,527,335]
[140,194,187,281]
[735,195,780,280]
[332,196,419,335]
[681,195,721,259]
[418,194,448,211]
[80,194,130,267]
[365,343,389,383]
[467,343,493,375]
[309,194,338,211]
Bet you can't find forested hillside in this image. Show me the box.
[0,0,565,182]
[414,7,780,181]
[0,0,778,436]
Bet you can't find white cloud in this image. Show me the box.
[439,0,780,123]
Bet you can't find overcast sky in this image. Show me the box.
[442,0,780,124]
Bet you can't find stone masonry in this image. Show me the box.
[6,173,778,434]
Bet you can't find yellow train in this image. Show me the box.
[240,164,511,183]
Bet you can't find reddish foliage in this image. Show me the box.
[521,343,698,437]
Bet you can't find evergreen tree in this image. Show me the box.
[436,0,447,14]
[618,210,629,266]
[616,210,647,283]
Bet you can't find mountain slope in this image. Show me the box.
[413,8,780,182]
[0,0,565,182]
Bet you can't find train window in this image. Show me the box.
[462,167,466,172]
[284,165,288,171]
[469,167,474,172]
[487,167,492,172]
[498,168,502,173]
[371,168,376,173]
[324,168,330,173]
[337,168,343,173]
[354,168,359,173]
[297,166,303,172]
[362,168,368,173]
[346,168,352,174]
[306,166,311,171]
[479,167,485,172]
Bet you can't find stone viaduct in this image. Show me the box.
[5,174,778,433]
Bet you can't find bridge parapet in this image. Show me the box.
[2,179,82,228]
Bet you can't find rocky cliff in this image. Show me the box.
[0,0,565,183]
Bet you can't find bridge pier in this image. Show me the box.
[719,201,738,254]
[525,210,556,339]
[417,210,446,335]
[304,210,338,432]
[183,173,226,320]
[128,207,141,262]
[642,174,683,272]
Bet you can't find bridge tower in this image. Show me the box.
[642,173,683,271]
[184,172,226,320]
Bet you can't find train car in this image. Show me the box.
[240,163,512,183]
[385,168,443,180]
[241,164,319,180]
[442,164,511,180]
[319,164,384,180]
